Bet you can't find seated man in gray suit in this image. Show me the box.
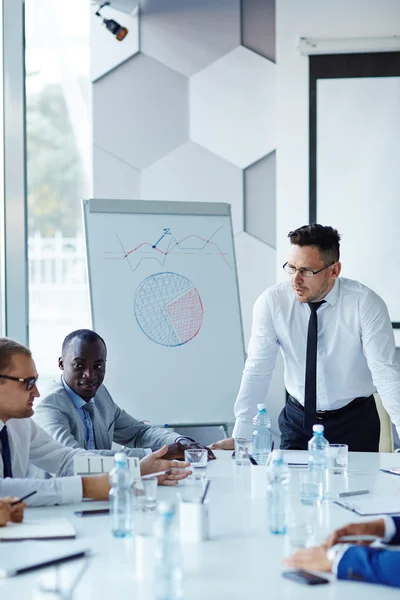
[33,329,215,461]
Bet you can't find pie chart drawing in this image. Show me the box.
[134,272,204,347]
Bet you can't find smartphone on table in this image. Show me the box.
[282,569,329,585]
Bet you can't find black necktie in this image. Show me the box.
[0,425,13,478]
[304,300,326,430]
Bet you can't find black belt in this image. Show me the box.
[288,394,374,420]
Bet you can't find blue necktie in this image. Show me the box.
[0,425,13,478]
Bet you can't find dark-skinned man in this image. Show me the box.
[0,337,190,506]
[34,329,215,461]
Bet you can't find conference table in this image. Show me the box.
[1,450,400,599]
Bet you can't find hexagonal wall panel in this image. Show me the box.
[244,151,276,248]
[234,232,276,344]
[93,54,188,170]
[140,0,241,77]
[141,141,243,234]
[190,46,276,168]
[241,0,275,62]
[91,5,139,82]
[93,145,140,199]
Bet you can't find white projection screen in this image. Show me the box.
[310,53,400,341]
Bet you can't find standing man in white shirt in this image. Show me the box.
[211,224,400,451]
[0,338,190,506]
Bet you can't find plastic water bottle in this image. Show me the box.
[154,503,183,600]
[252,403,272,465]
[109,452,134,537]
[267,450,290,534]
[308,424,329,501]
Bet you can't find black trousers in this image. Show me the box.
[279,395,380,452]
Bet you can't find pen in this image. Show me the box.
[338,534,378,542]
[379,468,400,476]
[10,490,37,506]
[142,469,172,479]
[201,481,211,504]
[338,490,369,498]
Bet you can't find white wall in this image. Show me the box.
[276,0,400,272]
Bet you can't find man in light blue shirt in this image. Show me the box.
[62,379,96,450]
[34,329,215,460]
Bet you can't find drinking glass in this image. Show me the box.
[329,444,348,473]
[234,438,253,467]
[184,448,208,479]
[299,471,320,506]
[133,477,158,535]
[178,478,207,503]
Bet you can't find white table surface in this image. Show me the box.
[1,450,400,599]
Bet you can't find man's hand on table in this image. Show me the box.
[0,497,25,526]
[326,519,385,547]
[284,518,387,573]
[164,440,216,461]
[283,546,332,572]
[208,437,234,451]
[140,445,191,485]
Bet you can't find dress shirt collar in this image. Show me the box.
[319,277,340,307]
[61,376,94,410]
[0,419,4,433]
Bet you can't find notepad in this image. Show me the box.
[283,451,308,466]
[0,541,89,577]
[0,518,76,541]
[335,495,400,516]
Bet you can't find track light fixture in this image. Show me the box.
[94,2,129,42]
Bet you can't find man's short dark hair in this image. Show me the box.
[288,224,341,264]
[0,338,31,373]
[61,329,107,356]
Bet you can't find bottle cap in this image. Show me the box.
[271,449,284,462]
[257,403,267,411]
[114,451,128,465]
[158,502,175,517]
[312,424,324,434]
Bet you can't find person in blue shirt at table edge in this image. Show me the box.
[285,517,400,588]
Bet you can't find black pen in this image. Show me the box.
[201,481,211,504]
[11,490,37,506]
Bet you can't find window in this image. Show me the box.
[26,0,91,387]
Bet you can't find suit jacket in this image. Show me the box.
[338,516,400,587]
[33,381,179,459]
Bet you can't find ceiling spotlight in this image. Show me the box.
[94,2,129,42]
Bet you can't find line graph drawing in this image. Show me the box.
[134,272,204,347]
[105,225,232,273]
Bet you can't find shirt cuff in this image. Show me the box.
[382,516,396,542]
[59,476,83,505]
[232,420,254,440]
[143,448,152,456]
[327,544,352,576]
[175,436,195,444]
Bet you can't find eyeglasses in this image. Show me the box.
[283,262,334,278]
[0,374,39,390]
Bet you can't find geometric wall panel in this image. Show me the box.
[234,231,276,345]
[93,145,140,200]
[140,0,241,76]
[93,54,188,170]
[91,5,139,82]
[241,0,275,62]
[190,46,276,168]
[141,141,243,234]
[244,151,276,248]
